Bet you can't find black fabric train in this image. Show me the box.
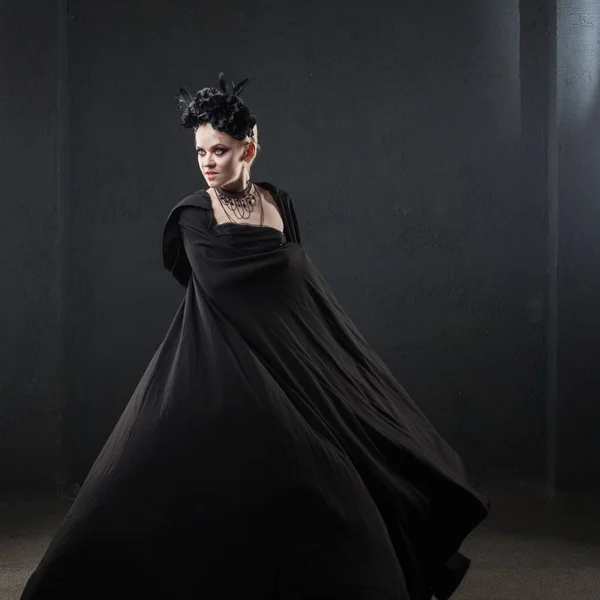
[20,181,489,600]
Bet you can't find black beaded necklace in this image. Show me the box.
[215,179,263,225]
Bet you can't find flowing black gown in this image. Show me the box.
[21,181,489,600]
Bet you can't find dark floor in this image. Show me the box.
[2,478,600,599]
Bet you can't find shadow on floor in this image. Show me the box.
[2,477,600,600]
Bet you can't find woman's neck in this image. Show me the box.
[219,175,249,194]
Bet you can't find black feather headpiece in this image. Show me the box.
[176,72,257,140]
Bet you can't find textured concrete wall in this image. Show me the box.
[557,0,600,487]
[65,0,545,482]
[0,1,63,493]
[4,0,599,495]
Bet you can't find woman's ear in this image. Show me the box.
[244,142,257,162]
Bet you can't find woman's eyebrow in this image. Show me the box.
[195,143,229,150]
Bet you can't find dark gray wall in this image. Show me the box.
[557,0,600,488]
[65,0,545,482]
[5,0,599,494]
[0,2,63,492]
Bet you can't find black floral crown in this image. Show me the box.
[176,72,257,141]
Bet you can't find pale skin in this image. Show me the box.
[194,123,284,232]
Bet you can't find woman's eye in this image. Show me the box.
[197,148,226,156]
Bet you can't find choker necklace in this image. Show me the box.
[215,179,263,225]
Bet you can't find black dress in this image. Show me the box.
[21,181,489,600]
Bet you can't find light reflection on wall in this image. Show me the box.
[558,1,600,127]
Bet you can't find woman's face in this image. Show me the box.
[194,124,252,189]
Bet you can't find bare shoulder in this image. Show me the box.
[254,183,276,206]
[254,183,284,231]
[255,182,293,212]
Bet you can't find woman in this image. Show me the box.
[21,73,489,600]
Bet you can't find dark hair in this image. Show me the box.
[176,73,257,141]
